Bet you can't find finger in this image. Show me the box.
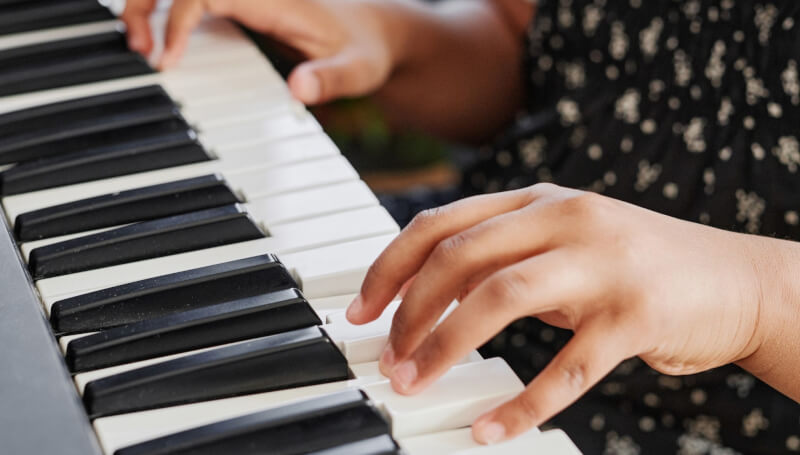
[397,275,417,299]
[384,204,557,369]
[472,322,633,444]
[287,50,383,105]
[387,251,584,393]
[121,0,157,54]
[347,189,538,325]
[160,0,208,69]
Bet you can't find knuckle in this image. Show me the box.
[484,269,530,309]
[431,232,470,266]
[407,207,447,233]
[555,359,589,392]
[547,191,608,226]
[529,182,561,196]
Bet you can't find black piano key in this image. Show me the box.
[50,255,298,334]
[0,115,193,166]
[0,131,208,196]
[15,174,239,241]
[306,435,403,455]
[114,390,394,455]
[0,0,114,36]
[84,327,350,418]
[66,288,322,373]
[0,32,152,97]
[29,204,266,279]
[0,86,178,159]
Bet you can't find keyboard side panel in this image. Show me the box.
[0,209,102,455]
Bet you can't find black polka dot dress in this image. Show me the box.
[463,1,800,453]
[378,0,800,453]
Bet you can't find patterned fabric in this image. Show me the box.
[464,0,800,239]
[378,0,800,453]
[459,1,800,453]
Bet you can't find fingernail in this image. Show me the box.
[392,360,417,392]
[345,295,363,321]
[379,344,395,371]
[293,68,321,104]
[474,421,506,445]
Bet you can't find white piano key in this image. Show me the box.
[265,205,398,250]
[3,134,341,221]
[227,155,359,201]
[92,352,495,455]
[362,358,524,438]
[0,58,283,116]
[94,371,383,455]
[20,198,393,263]
[0,18,283,114]
[18,179,380,258]
[0,20,122,51]
[198,106,321,151]
[324,301,401,364]
[399,427,536,454]
[91,353,502,454]
[400,428,581,454]
[310,294,359,312]
[248,180,378,227]
[72,304,399,392]
[284,234,396,299]
[324,300,410,326]
[38,233,396,307]
[180,88,293,127]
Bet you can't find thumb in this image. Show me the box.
[288,51,383,105]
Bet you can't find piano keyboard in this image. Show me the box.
[0,2,581,454]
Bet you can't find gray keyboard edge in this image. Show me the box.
[0,209,103,455]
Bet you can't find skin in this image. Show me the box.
[122,0,800,445]
[121,0,533,144]
[349,184,800,443]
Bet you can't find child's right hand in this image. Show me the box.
[121,0,399,104]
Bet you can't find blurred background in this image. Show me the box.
[245,13,472,229]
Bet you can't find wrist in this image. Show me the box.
[735,234,800,401]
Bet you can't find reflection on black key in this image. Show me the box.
[0,0,114,36]
[16,174,239,241]
[51,255,298,334]
[29,204,266,279]
[84,327,350,418]
[0,131,208,196]
[115,390,395,455]
[0,31,152,97]
[66,288,321,373]
[0,115,193,166]
[0,86,177,160]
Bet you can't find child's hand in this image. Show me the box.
[121,0,398,104]
[347,183,782,444]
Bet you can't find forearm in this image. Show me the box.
[369,0,534,144]
[736,235,800,402]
